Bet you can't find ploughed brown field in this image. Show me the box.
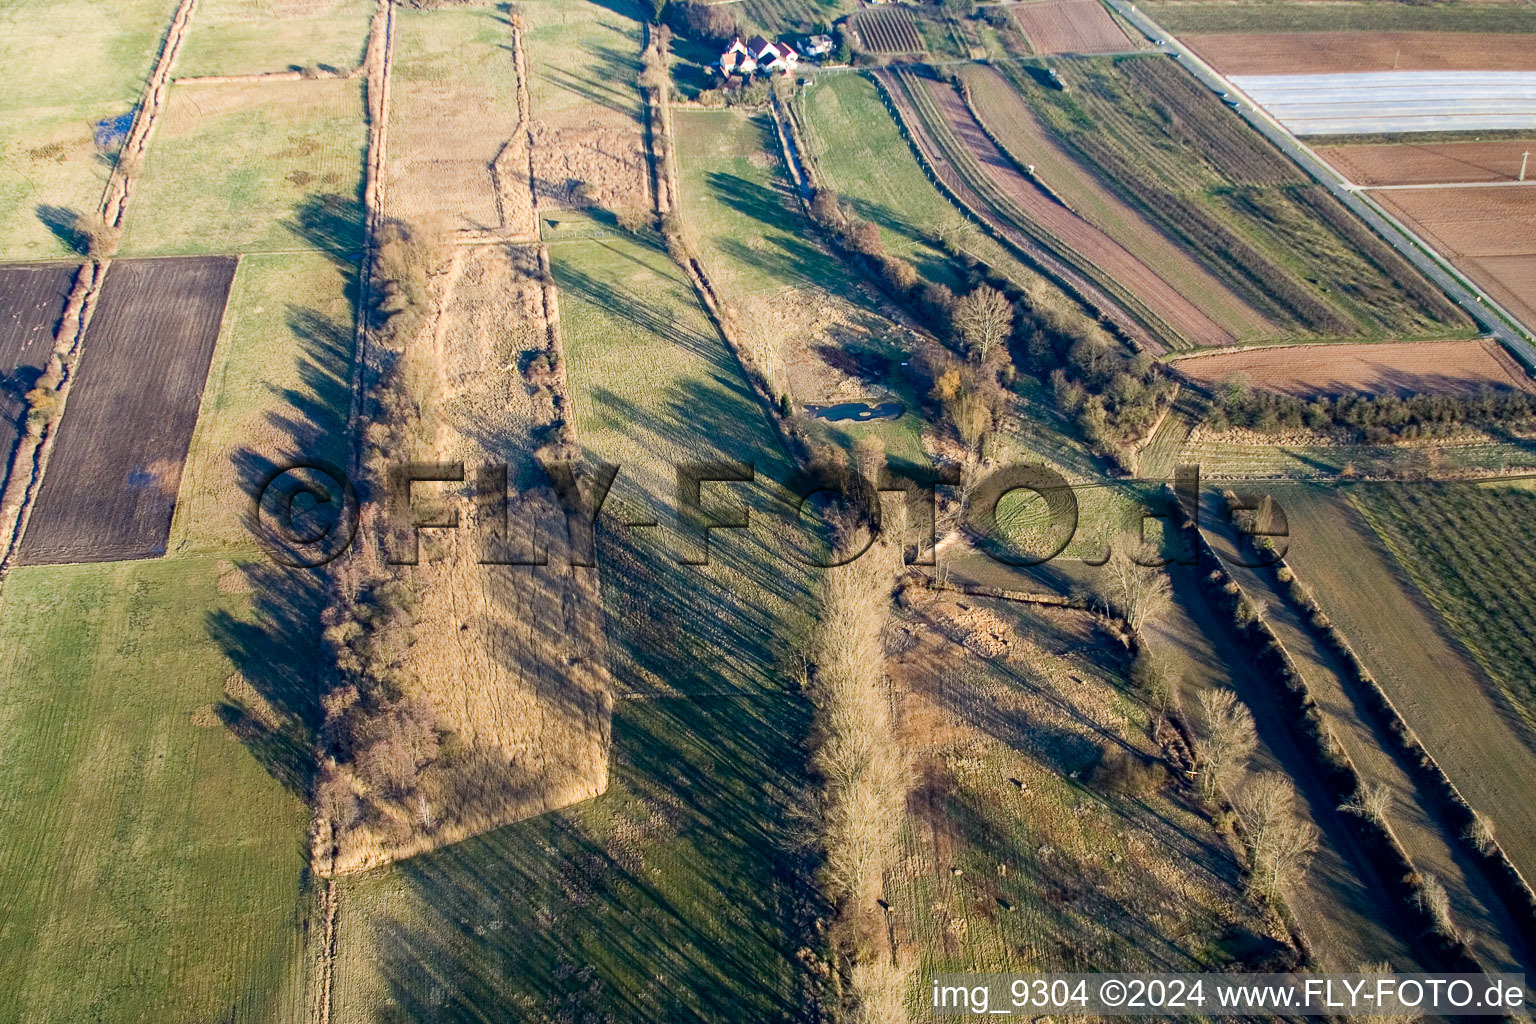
[0,263,75,492]
[1013,0,1131,55]
[1321,139,1536,186]
[19,256,236,565]
[1172,339,1533,398]
[1371,186,1536,330]
[1184,31,1536,74]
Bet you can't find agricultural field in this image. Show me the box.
[0,555,316,1024]
[794,71,1044,295]
[672,107,926,464]
[740,0,855,34]
[1232,71,1536,136]
[331,229,822,1021]
[1371,186,1536,330]
[886,589,1283,988]
[1320,138,1536,186]
[121,78,367,256]
[1178,432,1536,479]
[1275,482,1536,881]
[962,64,1265,342]
[1004,56,1474,340]
[168,251,356,552]
[0,262,75,490]
[853,5,925,54]
[385,4,527,232]
[952,64,1256,347]
[1171,339,1534,399]
[1147,2,1536,36]
[1012,0,1131,55]
[1353,481,1536,730]
[1184,31,1536,76]
[20,255,237,565]
[1146,557,1423,971]
[0,0,178,259]
[173,0,376,79]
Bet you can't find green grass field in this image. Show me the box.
[0,0,177,259]
[331,230,822,1022]
[0,202,360,1019]
[0,555,315,1024]
[673,107,927,464]
[174,0,375,78]
[795,72,1043,295]
[122,77,366,255]
[170,251,357,552]
[1146,1,1536,34]
[521,0,644,126]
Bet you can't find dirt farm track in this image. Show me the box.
[1184,31,1536,75]
[1172,339,1534,398]
[0,263,75,494]
[19,256,236,565]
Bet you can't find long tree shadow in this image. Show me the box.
[204,252,360,797]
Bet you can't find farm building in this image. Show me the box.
[718,35,799,75]
[804,33,834,57]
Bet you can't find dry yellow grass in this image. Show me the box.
[385,6,533,234]
[326,244,612,875]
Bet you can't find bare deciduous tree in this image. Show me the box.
[1339,781,1392,825]
[810,546,909,915]
[1415,874,1456,937]
[1465,811,1497,855]
[1237,771,1319,901]
[1104,541,1172,633]
[951,285,1012,363]
[1195,688,1256,800]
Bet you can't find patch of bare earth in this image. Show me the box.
[1320,139,1536,187]
[1185,31,1536,75]
[1372,186,1536,330]
[1173,339,1534,398]
[1012,0,1132,55]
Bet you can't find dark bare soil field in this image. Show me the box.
[0,263,76,490]
[19,256,237,565]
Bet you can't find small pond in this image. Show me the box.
[803,401,905,422]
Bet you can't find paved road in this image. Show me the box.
[1107,0,1536,368]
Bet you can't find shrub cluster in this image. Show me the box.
[1206,384,1536,442]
